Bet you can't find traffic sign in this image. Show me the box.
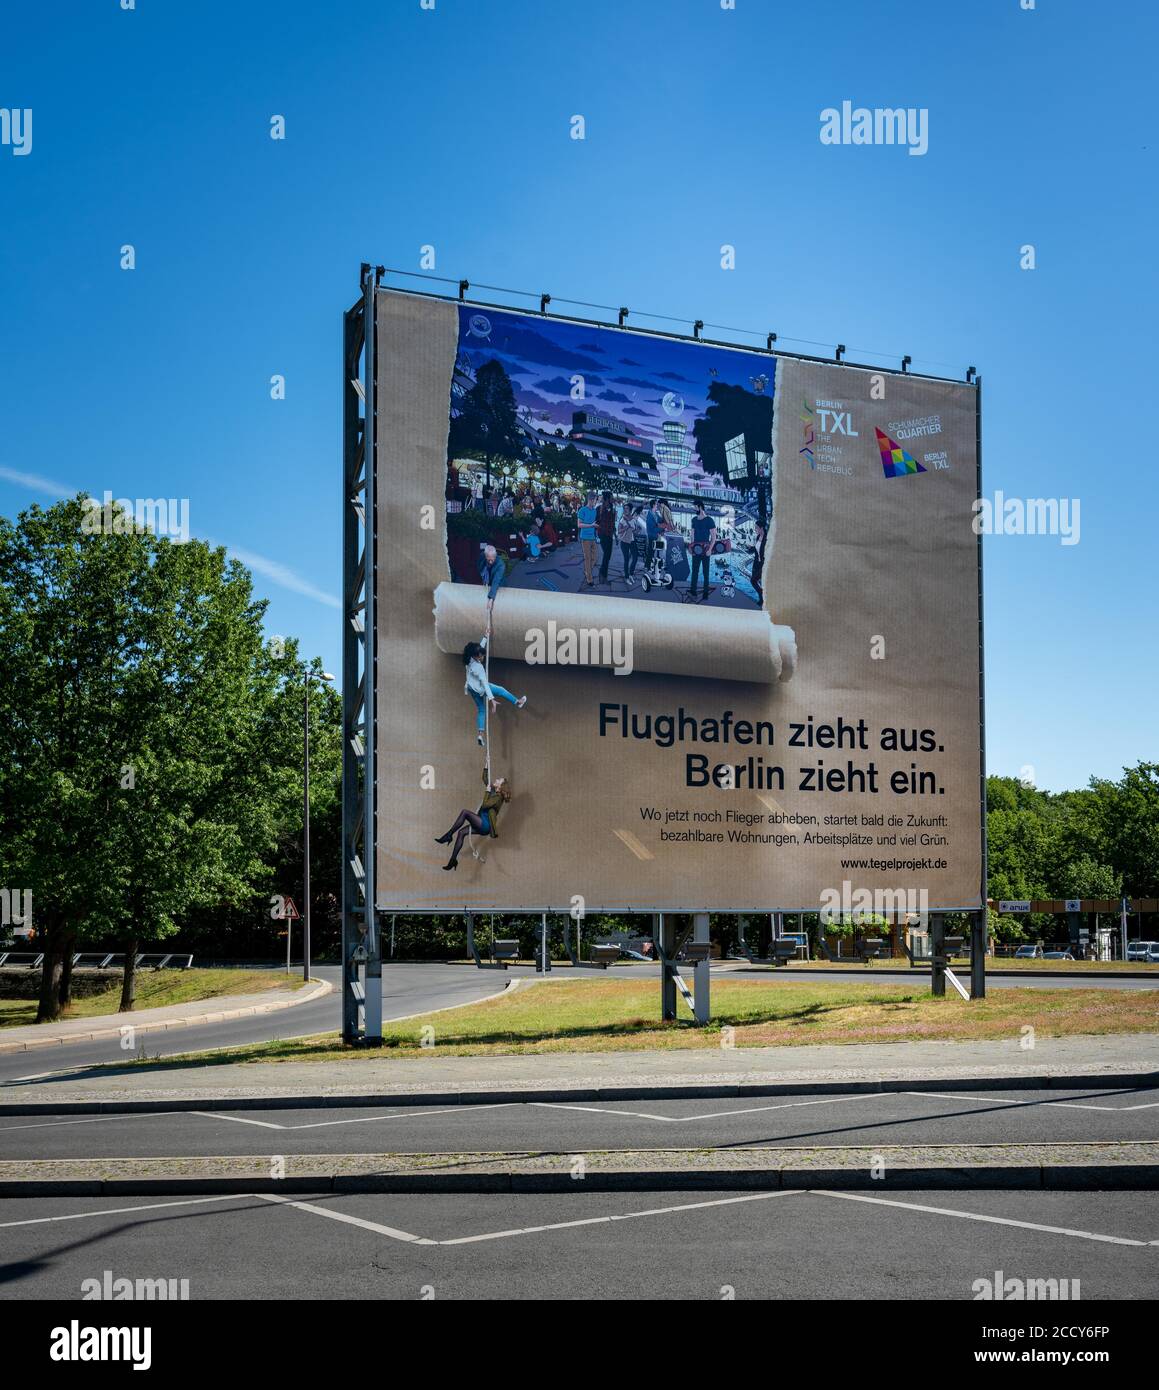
[283,897,300,920]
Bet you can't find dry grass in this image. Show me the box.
[148,975,1159,1066]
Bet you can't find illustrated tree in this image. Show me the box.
[692,381,773,493]
[448,359,525,489]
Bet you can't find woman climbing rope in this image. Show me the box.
[435,766,512,870]
[462,633,526,747]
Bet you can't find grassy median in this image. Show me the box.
[149,975,1159,1065]
[0,968,305,1029]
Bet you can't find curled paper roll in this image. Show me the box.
[433,581,796,684]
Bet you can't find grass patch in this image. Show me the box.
[144,976,1159,1067]
[0,969,305,1029]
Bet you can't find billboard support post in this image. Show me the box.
[930,912,946,998]
[972,374,988,1001]
[970,910,986,999]
[658,914,676,1021]
[340,266,382,1043]
[692,912,710,1025]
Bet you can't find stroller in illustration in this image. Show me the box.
[710,538,736,599]
[639,532,690,593]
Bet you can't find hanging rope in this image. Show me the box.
[468,620,493,864]
[483,622,492,785]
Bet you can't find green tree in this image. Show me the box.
[0,495,335,1018]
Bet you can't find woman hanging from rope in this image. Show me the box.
[435,765,512,870]
[462,632,526,748]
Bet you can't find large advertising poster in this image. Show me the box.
[375,288,982,911]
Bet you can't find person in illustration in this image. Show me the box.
[539,514,560,551]
[577,490,598,587]
[462,635,526,747]
[497,491,514,518]
[689,500,717,601]
[659,498,676,533]
[435,766,513,870]
[525,515,553,561]
[478,542,506,615]
[751,518,767,601]
[596,489,617,583]
[617,502,640,585]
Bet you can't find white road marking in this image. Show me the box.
[0,1193,254,1229]
[530,1094,880,1123]
[191,1111,285,1130]
[434,1188,807,1246]
[0,1112,177,1133]
[283,1103,515,1131]
[813,1190,1150,1246]
[904,1090,1159,1114]
[255,1192,429,1243]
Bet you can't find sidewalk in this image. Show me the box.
[4,1031,1156,1113]
[0,978,331,1055]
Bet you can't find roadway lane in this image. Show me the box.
[2,1187,1155,1300]
[2,1087,1156,1158]
[0,964,514,1086]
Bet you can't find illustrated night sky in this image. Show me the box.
[455,305,776,451]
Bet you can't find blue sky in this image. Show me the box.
[1,0,1155,792]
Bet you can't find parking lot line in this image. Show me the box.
[0,1193,254,1229]
[0,1111,179,1134]
[529,1095,878,1124]
[813,1190,1151,1246]
[434,1188,808,1246]
[255,1192,428,1244]
[903,1090,1159,1113]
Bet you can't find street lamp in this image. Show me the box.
[303,669,335,983]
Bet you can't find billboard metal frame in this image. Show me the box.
[341,266,988,1040]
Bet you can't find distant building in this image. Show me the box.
[565,409,661,488]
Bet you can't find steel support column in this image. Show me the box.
[930,912,946,998]
[970,909,986,999]
[692,911,710,1025]
[658,913,676,1021]
[340,266,381,1043]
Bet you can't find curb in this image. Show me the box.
[2,1068,1155,1116]
[3,1163,1156,1197]
[0,979,333,1056]
[749,965,1159,981]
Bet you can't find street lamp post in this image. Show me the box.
[303,668,335,984]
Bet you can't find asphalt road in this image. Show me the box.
[2,961,1154,1087]
[2,1186,1155,1300]
[0,964,511,1084]
[2,1086,1157,1160]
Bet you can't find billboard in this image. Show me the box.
[374,288,982,911]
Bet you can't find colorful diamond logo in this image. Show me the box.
[875,427,926,478]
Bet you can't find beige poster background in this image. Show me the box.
[375,289,983,911]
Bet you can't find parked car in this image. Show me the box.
[1014,944,1043,959]
[1125,941,1156,962]
[1147,944,1159,964]
[1043,950,1075,960]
